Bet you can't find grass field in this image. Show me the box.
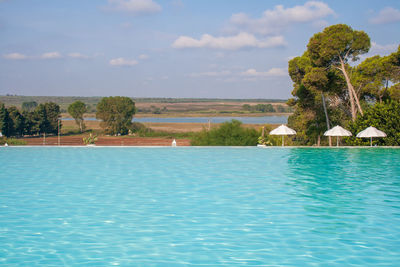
[62,120,278,134]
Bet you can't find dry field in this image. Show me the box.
[62,120,277,133]
[26,121,192,146]
[22,135,191,146]
[135,101,289,117]
[59,101,290,118]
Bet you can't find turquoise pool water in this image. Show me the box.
[1,147,400,266]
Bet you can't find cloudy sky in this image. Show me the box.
[1,0,399,99]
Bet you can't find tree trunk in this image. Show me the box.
[380,79,389,103]
[321,93,330,128]
[321,92,332,146]
[339,58,356,121]
[352,83,364,116]
[317,135,321,147]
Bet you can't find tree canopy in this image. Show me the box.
[96,96,136,135]
[0,102,61,137]
[21,101,38,112]
[68,101,87,132]
[32,102,61,135]
[0,102,11,137]
[7,106,25,136]
[287,50,346,145]
[353,46,400,103]
[307,24,370,121]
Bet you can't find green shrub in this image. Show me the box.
[191,119,259,146]
[0,137,27,145]
[346,101,400,146]
[130,122,148,133]
[83,133,98,145]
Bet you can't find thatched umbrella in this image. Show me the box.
[269,125,296,146]
[324,125,352,147]
[356,126,386,147]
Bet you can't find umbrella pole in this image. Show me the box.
[337,136,339,147]
[370,137,372,147]
[282,135,284,147]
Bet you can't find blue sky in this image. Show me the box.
[1,0,399,99]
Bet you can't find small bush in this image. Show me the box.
[83,133,98,145]
[130,122,148,133]
[0,137,27,145]
[191,119,259,146]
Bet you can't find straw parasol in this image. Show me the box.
[356,126,386,147]
[324,125,352,147]
[269,124,296,146]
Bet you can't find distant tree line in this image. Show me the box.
[137,105,168,114]
[0,97,137,138]
[0,101,61,137]
[242,104,292,113]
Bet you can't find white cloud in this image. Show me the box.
[106,0,161,15]
[355,42,398,64]
[229,1,335,35]
[3,53,28,60]
[187,68,287,81]
[68,52,90,59]
[370,42,398,54]
[109,57,138,66]
[139,54,149,59]
[4,52,93,60]
[241,68,287,77]
[370,7,400,24]
[41,52,62,59]
[189,71,231,77]
[172,2,333,50]
[172,32,286,50]
[170,0,183,8]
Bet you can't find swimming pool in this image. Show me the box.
[1,147,399,266]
